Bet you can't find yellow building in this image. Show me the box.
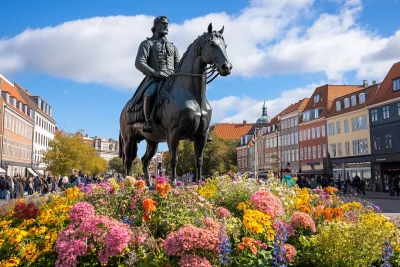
[326,82,379,190]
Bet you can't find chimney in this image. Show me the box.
[85,134,89,137]
[372,80,376,85]
[363,80,368,87]
[243,120,247,126]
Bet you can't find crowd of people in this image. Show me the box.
[0,169,119,202]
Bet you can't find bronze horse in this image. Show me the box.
[119,23,232,184]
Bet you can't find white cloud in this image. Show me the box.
[211,82,323,123]
[0,0,399,89]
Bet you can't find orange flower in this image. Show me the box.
[142,211,150,222]
[135,180,146,189]
[332,207,343,217]
[322,208,333,221]
[324,186,338,195]
[156,183,172,197]
[315,206,324,216]
[143,198,157,212]
[238,237,258,255]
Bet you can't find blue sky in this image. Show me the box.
[1,0,399,155]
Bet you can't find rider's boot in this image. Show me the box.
[143,95,154,133]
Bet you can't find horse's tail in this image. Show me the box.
[119,131,123,159]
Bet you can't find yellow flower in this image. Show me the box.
[237,202,246,210]
[243,209,272,234]
[0,239,4,247]
[21,243,39,263]
[0,256,20,267]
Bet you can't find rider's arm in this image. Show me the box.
[135,40,156,76]
[174,45,180,71]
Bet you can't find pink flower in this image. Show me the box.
[69,202,95,223]
[179,254,212,267]
[291,211,316,233]
[273,219,295,237]
[250,190,284,218]
[164,224,219,256]
[282,244,297,262]
[155,176,166,184]
[55,208,132,267]
[215,207,232,219]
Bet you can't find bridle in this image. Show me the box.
[172,63,220,84]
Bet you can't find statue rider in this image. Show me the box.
[128,16,212,141]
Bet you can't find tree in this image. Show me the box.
[132,157,144,178]
[43,130,108,176]
[108,157,125,175]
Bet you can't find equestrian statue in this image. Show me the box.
[119,16,232,184]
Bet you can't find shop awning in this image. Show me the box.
[0,167,6,174]
[34,169,44,175]
[27,168,38,176]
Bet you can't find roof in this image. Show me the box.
[210,123,254,139]
[368,62,400,106]
[299,84,364,123]
[246,122,269,135]
[14,83,56,124]
[326,83,380,118]
[0,77,27,104]
[281,98,310,115]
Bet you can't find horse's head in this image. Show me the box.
[201,23,232,77]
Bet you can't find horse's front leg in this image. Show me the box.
[193,132,207,182]
[167,129,180,184]
[141,140,158,186]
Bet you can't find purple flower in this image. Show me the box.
[155,176,166,184]
[199,180,205,186]
[176,181,184,187]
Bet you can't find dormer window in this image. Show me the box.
[336,101,341,111]
[344,98,350,108]
[393,78,400,92]
[359,93,366,104]
[314,108,323,119]
[314,94,320,103]
[351,95,357,106]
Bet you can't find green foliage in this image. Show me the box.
[43,130,108,176]
[214,175,259,215]
[108,157,125,174]
[162,131,238,176]
[132,157,144,178]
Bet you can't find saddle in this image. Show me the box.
[127,76,176,125]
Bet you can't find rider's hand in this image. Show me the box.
[153,70,168,78]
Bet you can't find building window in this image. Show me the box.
[307,129,311,140]
[322,125,326,137]
[344,98,350,108]
[304,147,307,160]
[383,106,390,120]
[308,147,311,160]
[312,128,315,139]
[336,121,341,134]
[314,108,322,119]
[351,116,367,131]
[373,136,380,151]
[292,150,295,162]
[371,109,378,122]
[295,149,299,161]
[295,132,298,144]
[393,78,400,91]
[328,123,335,136]
[385,134,392,149]
[330,143,337,157]
[317,145,321,158]
[398,103,400,116]
[336,101,341,111]
[323,144,327,158]
[291,133,295,145]
[294,117,298,126]
[353,139,369,155]
[351,95,357,106]
[345,141,350,156]
[314,94,320,103]
[312,146,316,159]
[316,126,321,138]
[300,148,303,160]
[359,93,366,104]
[337,143,343,157]
[344,119,349,133]
[303,130,307,140]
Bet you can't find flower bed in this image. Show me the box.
[1,174,400,266]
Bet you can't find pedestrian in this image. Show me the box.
[395,175,400,199]
[344,177,351,194]
[4,176,11,201]
[390,175,395,197]
[353,175,361,194]
[360,178,366,196]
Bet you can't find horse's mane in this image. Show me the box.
[155,31,224,110]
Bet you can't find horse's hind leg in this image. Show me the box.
[123,136,136,177]
[141,140,158,186]
[193,132,207,182]
[167,129,180,184]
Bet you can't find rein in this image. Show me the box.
[171,64,219,84]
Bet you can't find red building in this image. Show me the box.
[298,84,364,177]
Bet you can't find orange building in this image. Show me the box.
[0,75,35,177]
